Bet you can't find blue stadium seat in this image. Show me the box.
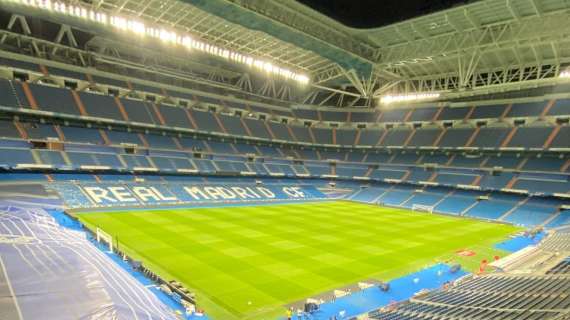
[346,152,365,162]
[438,106,470,120]
[106,130,143,145]
[435,172,477,185]
[79,91,123,120]
[267,122,292,141]
[178,137,207,151]
[405,168,432,182]
[503,203,556,227]
[438,128,474,147]
[380,129,412,146]
[392,153,420,164]
[66,152,97,166]
[321,111,347,122]
[36,150,67,166]
[94,153,124,168]
[122,99,158,124]
[380,109,407,122]
[485,155,522,169]
[256,146,280,158]
[121,154,153,168]
[159,104,193,128]
[190,109,222,133]
[366,153,391,163]
[350,111,377,122]
[370,169,407,180]
[508,101,546,117]
[550,126,570,148]
[234,143,258,155]
[0,79,21,108]
[291,126,313,143]
[320,151,345,161]
[508,126,552,148]
[218,114,248,136]
[380,186,414,206]
[0,148,35,166]
[407,128,441,147]
[243,118,271,140]
[312,127,333,145]
[524,156,565,172]
[305,164,330,176]
[145,135,178,149]
[336,165,368,178]
[293,109,319,120]
[479,173,515,190]
[336,128,357,146]
[297,149,319,160]
[421,154,450,165]
[435,193,478,214]
[208,141,236,154]
[60,127,103,144]
[466,200,514,220]
[548,99,570,116]
[450,155,485,168]
[193,159,216,173]
[470,104,507,119]
[29,84,80,115]
[514,177,569,194]
[21,123,59,140]
[471,127,510,148]
[358,129,383,146]
[409,107,438,122]
[0,120,21,139]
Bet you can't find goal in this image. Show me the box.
[96,227,114,253]
[412,204,435,213]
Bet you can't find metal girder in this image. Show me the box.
[222,0,376,61]
[379,63,562,97]
[86,0,332,74]
[376,12,570,70]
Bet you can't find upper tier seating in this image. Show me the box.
[79,92,123,120]
[2,81,569,152]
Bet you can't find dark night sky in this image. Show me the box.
[297,0,474,28]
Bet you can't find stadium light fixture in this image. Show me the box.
[9,0,310,85]
[560,70,570,78]
[379,93,440,104]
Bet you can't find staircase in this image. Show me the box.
[432,190,454,208]
[539,210,563,228]
[498,197,530,221]
[460,201,480,216]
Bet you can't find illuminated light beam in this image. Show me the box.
[9,0,310,85]
[380,93,441,104]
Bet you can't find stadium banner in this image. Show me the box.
[48,183,325,208]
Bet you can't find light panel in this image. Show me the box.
[7,0,310,84]
[380,93,440,104]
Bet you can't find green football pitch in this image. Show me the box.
[76,201,519,320]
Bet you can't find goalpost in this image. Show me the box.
[412,204,435,213]
[96,227,114,253]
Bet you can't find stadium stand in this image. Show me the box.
[1,1,570,319]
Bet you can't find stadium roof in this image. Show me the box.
[1,0,570,107]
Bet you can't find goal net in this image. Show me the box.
[96,227,114,253]
[412,204,434,213]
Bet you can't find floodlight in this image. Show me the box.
[10,0,310,84]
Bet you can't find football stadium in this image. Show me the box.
[0,0,569,319]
